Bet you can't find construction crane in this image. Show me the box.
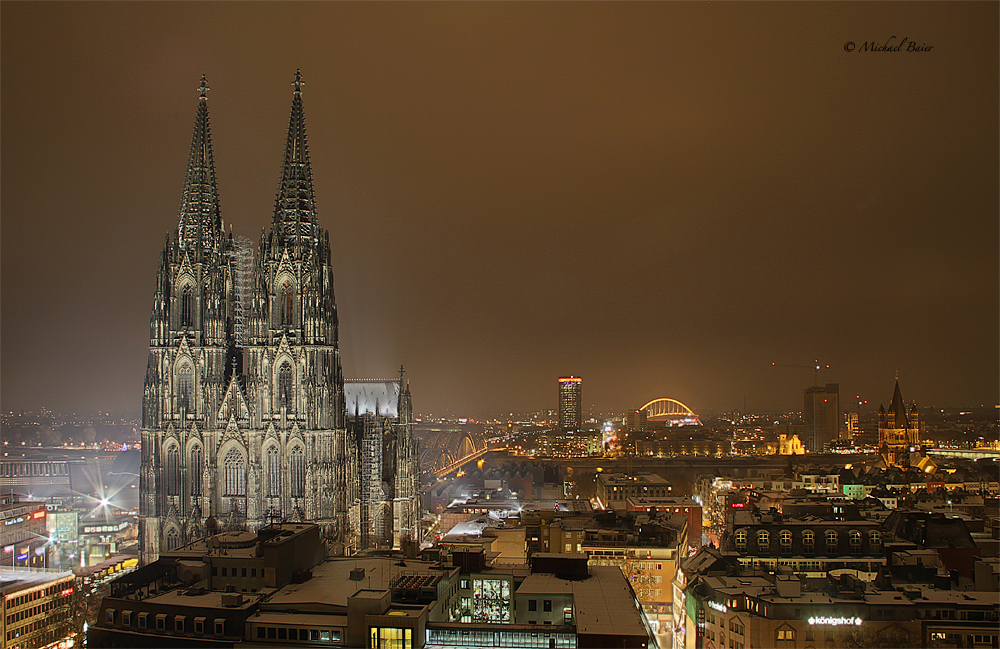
[771,360,830,386]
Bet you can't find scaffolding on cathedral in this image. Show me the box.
[231,235,255,347]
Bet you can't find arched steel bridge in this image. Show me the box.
[417,429,503,479]
[639,398,701,425]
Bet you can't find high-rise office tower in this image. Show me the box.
[558,377,583,432]
[803,383,839,452]
[139,73,419,563]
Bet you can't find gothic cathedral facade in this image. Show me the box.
[139,74,420,564]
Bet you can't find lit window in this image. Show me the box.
[290,447,305,498]
[166,446,180,496]
[735,529,748,550]
[180,287,194,328]
[757,530,769,550]
[177,365,194,411]
[223,449,246,499]
[266,446,281,498]
[278,363,293,409]
[802,529,814,551]
[190,446,203,496]
[280,282,294,327]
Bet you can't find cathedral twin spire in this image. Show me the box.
[177,71,319,255]
[177,75,222,255]
[273,69,320,250]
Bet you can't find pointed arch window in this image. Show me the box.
[165,528,181,552]
[280,281,294,326]
[190,446,203,497]
[278,363,293,410]
[180,287,194,328]
[266,446,281,498]
[166,446,180,496]
[290,447,305,498]
[223,449,246,498]
[177,365,194,411]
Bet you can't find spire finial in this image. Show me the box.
[199,75,209,99]
[293,69,304,94]
[399,365,405,383]
[895,369,899,381]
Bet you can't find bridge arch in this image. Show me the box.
[639,398,701,425]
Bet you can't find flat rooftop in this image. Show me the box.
[0,570,74,596]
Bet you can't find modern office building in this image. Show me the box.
[0,569,76,649]
[803,383,840,452]
[0,499,49,570]
[557,377,582,433]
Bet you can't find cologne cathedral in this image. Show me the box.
[139,73,420,563]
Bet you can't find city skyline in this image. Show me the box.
[2,3,997,418]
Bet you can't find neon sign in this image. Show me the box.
[707,601,727,613]
[808,616,862,626]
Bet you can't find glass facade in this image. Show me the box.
[371,626,412,649]
[472,578,511,623]
[427,628,576,648]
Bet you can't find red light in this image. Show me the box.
[60,588,73,597]
[32,511,45,520]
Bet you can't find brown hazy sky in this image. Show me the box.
[2,2,997,418]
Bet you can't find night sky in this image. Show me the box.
[2,2,997,418]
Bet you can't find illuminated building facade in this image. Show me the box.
[877,380,921,467]
[0,499,48,570]
[139,74,419,563]
[1,570,76,649]
[803,383,839,452]
[557,377,582,433]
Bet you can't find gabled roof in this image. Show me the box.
[345,380,401,418]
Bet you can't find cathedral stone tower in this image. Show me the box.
[140,73,419,564]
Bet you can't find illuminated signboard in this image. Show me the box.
[60,588,74,597]
[707,601,728,613]
[808,616,863,626]
[16,553,28,561]
[32,510,46,520]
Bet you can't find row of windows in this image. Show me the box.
[0,462,70,477]
[108,610,225,636]
[734,528,880,551]
[256,626,341,643]
[5,598,67,624]
[427,628,576,648]
[174,361,295,410]
[5,584,71,609]
[6,610,71,641]
[176,283,300,329]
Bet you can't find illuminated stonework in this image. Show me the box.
[139,74,419,562]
